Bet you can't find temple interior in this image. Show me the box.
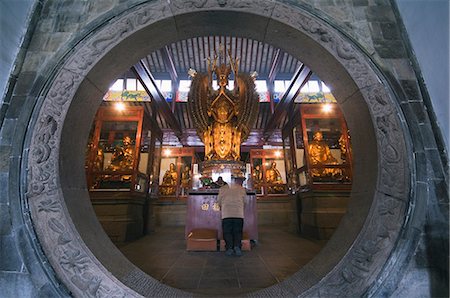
[1,1,447,297]
[84,36,353,293]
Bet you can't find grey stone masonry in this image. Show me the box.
[0,0,447,296]
[0,0,147,296]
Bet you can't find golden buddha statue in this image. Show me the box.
[108,136,134,171]
[265,162,284,193]
[181,165,191,189]
[160,163,178,195]
[308,131,341,178]
[338,133,347,163]
[93,148,104,171]
[187,47,259,162]
[252,165,263,184]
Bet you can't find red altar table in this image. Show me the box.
[185,190,258,241]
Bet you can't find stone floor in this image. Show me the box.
[119,226,326,296]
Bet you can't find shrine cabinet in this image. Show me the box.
[158,147,196,198]
[249,149,287,197]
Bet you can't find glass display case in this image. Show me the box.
[158,147,196,198]
[85,106,150,193]
[250,149,287,196]
[298,104,352,188]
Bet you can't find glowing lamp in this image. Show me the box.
[322,104,332,113]
[163,148,172,156]
[114,102,126,112]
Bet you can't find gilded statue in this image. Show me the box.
[181,165,191,188]
[93,148,104,171]
[338,134,347,163]
[308,131,341,178]
[266,162,284,193]
[107,136,134,171]
[160,163,178,195]
[187,46,259,161]
[252,165,263,184]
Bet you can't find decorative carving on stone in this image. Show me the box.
[46,71,82,116]
[25,1,411,297]
[217,0,227,7]
[365,86,407,198]
[28,115,58,197]
[135,5,169,26]
[170,0,275,16]
[71,272,102,298]
[48,217,72,245]
[60,248,90,274]
[37,199,61,213]
[92,19,134,55]
[172,0,208,9]
[309,191,405,297]
[273,3,373,89]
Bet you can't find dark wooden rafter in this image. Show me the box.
[132,60,183,142]
[160,45,179,112]
[267,48,282,114]
[263,63,312,140]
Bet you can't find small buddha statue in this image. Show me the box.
[160,163,178,195]
[265,162,284,193]
[308,131,341,178]
[252,165,263,184]
[93,148,104,171]
[108,136,134,171]
[338,134,347,163]
[181,165,191,189]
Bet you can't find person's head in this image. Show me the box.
[271,162,277,168]
[169,163,175,170]
[217,176,224,182]
[231,176,245,186]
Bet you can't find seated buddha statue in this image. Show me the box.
[160,163,178,195]
[108,136,134,171]
[308,131,341,178]
[265,162,284,193]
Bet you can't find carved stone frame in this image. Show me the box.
[25,1,411,296]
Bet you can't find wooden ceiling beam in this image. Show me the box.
[267,48,282,114]
[161,45,178,83]
[268,48,281,85]
[159,46,179,112]
[263,64,312,140]
[132,60,183,141]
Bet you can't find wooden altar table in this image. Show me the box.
[185,190,258,250]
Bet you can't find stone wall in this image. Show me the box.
[0,1,146,295]
[0,0,447,296]
[0,0,35,108]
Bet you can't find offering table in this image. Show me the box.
[185,189,258,250]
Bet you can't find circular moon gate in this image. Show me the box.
[24,1,411,296]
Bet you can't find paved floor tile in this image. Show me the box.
[120,226,325,295]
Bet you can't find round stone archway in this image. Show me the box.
[23,1,412,296]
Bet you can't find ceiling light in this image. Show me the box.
[164,148,172,156]
[322,104,332,113]
[115,102,126,112]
